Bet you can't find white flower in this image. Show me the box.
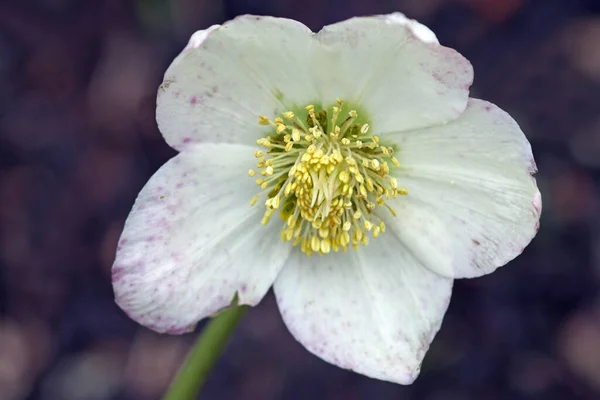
[112,13,541,384]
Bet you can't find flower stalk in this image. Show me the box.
[163,303,248,400]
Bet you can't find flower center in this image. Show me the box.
[249,99,407,256]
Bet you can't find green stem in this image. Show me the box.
[162,304,248,400]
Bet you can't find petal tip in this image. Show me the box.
[185,25,220,50]
[383,12,439,44]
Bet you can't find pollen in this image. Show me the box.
[249,101,406,256]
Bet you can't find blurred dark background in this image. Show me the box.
[1,0,600,399]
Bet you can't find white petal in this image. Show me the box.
[384,13,438,44]
[274,235,453,384]
[112,143,291,334]
[313,14,472,133]
[168,25,220,69]
[157,15,316,151]
[385,98,541,279]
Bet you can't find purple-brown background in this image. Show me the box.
[2,0,600,399]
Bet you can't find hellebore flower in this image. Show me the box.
[112,13,541,384]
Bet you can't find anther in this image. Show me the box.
[292,129,301,142]
[251,99,404,256]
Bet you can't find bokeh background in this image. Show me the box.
[1,0,600,399]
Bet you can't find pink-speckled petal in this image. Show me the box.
[274,234,453,384]
[157,15,317,151]
[385,98,541,279]
[112,143,291,334]
[312,13,473,133]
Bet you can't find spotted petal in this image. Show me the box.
[384,98,541,279]
[112,143,291,333]
[274,234,453,384]
[157,16,317,151]
[313,13,473,134]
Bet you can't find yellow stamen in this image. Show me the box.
[248,100,404,256]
